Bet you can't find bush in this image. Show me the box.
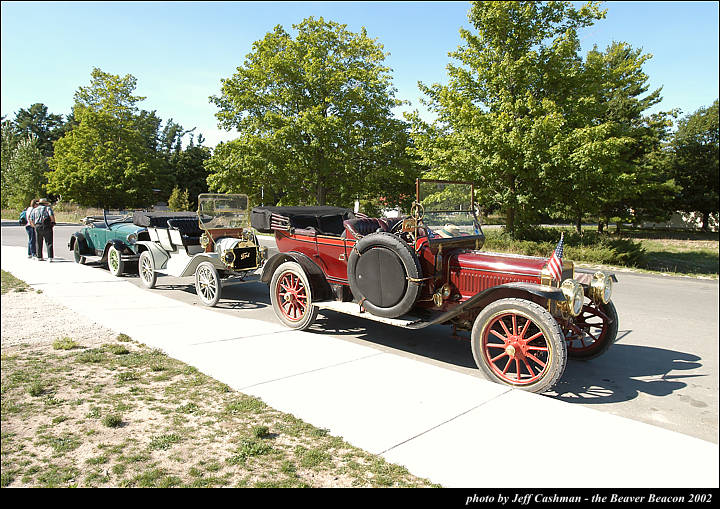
[483,228,646,267]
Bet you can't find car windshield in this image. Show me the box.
[197,194,249,229]
[417,180,482,239]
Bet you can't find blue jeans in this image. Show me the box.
[25,225,36,256]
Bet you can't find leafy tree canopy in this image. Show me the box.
[47,68,157,208]
[207,16,420,208]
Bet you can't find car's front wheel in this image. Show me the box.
[270,261,318,330]
[138,251,157,289]
[73,240,86,264]
[195,261,221,307]
[471,298,567,393]
[107,245,125,276]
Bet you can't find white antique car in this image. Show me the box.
[134,193,267,306]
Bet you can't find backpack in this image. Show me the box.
[19,210,27,225]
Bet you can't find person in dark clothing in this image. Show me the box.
[24,199,38,258]
[29,198,56,261]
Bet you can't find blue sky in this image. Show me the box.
[2,1,718,147]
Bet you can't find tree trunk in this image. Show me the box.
[316,183,327,206]
[506,206,515,234]
[702,212,709,232]
[598,220,604,234]
[575,215,582,234]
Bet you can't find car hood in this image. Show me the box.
[449,250,547,277]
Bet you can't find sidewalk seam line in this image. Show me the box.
[378,388,513,455]
[239,352,386,390]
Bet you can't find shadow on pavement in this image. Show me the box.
[552,343,703,404]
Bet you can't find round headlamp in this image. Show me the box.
[126,233,137,245]
[561,279,584,317]
[200,233,210,249]
[222,249,235,267]
[590,271,613,304]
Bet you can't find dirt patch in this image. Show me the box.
[1,285,437,488]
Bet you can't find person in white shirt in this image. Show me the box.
[28,198,56,261]
[24,199,38,258]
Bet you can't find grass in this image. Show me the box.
[2,205,102,224]
[1,269,31,294]
[482,226,718,278]
[0,270,437,488]
[1,339,437,487]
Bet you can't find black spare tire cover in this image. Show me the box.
[347,232,422,318]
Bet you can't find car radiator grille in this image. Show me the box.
[231,247,259,271]
[450,269,536,296]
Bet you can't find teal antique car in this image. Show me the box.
[68,210,195,277]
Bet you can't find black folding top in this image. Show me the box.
[251,206,355,235]
[132,210,198,228]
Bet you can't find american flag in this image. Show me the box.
[270,213,290,231]
[547,233,564,282]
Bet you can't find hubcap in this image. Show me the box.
[483,311,550,385]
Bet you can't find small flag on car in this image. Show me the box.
[547,233,564,282]
[270,213,290,231]
[355,212,368,219]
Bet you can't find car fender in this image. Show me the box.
[416,282,566,329]
[105,239,131,255]
[135,240,170,270]
[68,232,89,254]
[262,251,332,301]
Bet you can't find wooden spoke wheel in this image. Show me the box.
[471,298,567,393]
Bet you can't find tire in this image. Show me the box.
[195,261,222,307]
[107,245,125,276]
[270,261,318,330]
[565,300,618,360]
[471,298,567,393]
[346,232,422,318]
[138,251,157,289]
[73,239,86,264]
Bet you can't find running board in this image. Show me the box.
[314,301,435,329]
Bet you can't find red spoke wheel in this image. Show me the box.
[564,299,618,360]
[471,298,566,393]
[270,261,318,330]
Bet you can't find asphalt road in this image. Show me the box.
[3,221,718,443]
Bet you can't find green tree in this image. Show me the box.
[47,68,157,208]
[207,16,419,207]
[3,134,48,209]
[167,186,191,211]
[671,100,720,231]
[12,103,67,158]
[1,119,18,207]
[409,1,609,233]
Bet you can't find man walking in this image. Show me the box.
[29,197,56,261]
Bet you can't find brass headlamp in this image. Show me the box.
[590,271,613,304]
[560,279,584,317]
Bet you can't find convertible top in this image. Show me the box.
[251,206,355,235]
[132,210,198,228]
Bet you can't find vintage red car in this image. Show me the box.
[251,179,618,393]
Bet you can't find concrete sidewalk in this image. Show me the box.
[1,245,717,488]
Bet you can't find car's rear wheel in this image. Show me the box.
[138,251,157,289]
[564,300,618,360]
[471,298,567,393]
[73,240,86,264]
[195,261,221,307]
[270,261,318,330]
[107,245,124,276]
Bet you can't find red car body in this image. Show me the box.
[253,180,617,393]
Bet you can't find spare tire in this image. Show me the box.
[347,232,422,318]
